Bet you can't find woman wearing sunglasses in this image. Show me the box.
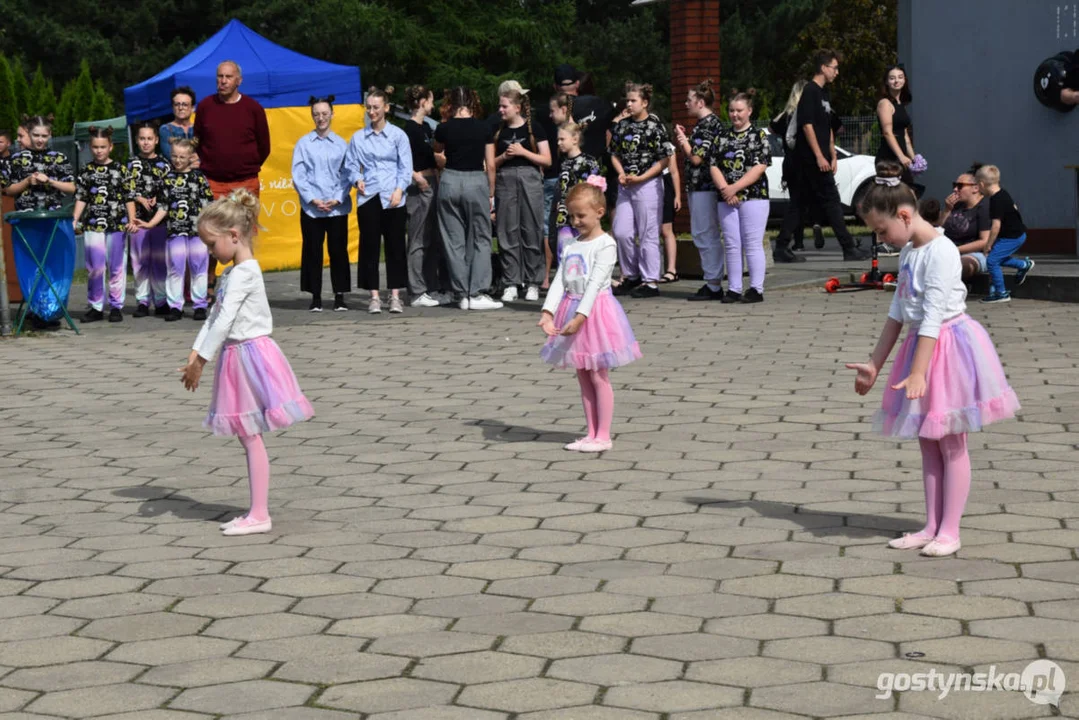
[939,166,991,280]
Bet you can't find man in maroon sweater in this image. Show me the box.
[194,61,270,289]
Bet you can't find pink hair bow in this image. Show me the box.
[586,174,608,192]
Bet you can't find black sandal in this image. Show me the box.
[659,270,679,284]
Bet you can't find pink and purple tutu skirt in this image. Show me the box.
[541,290,642,370]
[205,336,315,437]
[874,314,1019,439]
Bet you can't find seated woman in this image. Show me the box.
[938,167,990,280]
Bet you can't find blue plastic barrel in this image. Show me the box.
[4,209,76,322]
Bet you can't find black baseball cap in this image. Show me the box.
[554,64,581,86]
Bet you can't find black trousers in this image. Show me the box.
[299,214,350,297]
[778,159,856,252]
[357,197,408,291]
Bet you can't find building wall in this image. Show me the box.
[670,0,721,234]
[899,0,1079,253]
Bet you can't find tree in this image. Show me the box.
[10,57,30,119]
[55,80,76,135]
[90,81,114,120]
[0,55,18,135]
[28,64,49,114]
[69,60,95,125]
[38,81,58,121]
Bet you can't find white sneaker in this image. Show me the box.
[412,293,440,307]
[501,286,518,302]
[368,297,382,314]
[468,294,503,310]
[389,296,404,313]
[458,297,470,310]
[524,285,540,301]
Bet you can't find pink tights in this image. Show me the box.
[576,369,615,442]
[916,433,971,543]
[239,434,271,522]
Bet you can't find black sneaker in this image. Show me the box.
[333,293,348,312]
[108,309,123,323]
[133,304,150,318]
[773,247,807,264]
[165,308,183,322]
[813,225,826,249]
[791,239,805,250]
[613,278,641,296]
[153,305,168,317]
[687,284,724,301]
[742,288,764,304]
[82,308,104,323]
[874,242,899,257]
[630,283,660,298]
[309,297,323,313]
[193,308,207,321]
[720,290,743,304]
[1015,258,1034,286]
[843,246,871,262]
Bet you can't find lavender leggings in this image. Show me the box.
[129,226,168,307]
[166,235,209,310]
[84,231,127,311]
[612,178,663,283]
[718,199,769,294]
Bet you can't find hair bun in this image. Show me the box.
[874,159,905,180]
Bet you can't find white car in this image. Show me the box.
[763,131,877,222]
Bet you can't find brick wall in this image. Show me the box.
[670,0,720,233]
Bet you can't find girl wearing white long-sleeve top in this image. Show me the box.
[540,177,641,453]
[179,190,314,537]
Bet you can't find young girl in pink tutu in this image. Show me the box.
[847,162,1019,557]
[540,177,642,453]
[179,189,315,536]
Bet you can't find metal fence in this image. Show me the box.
[834,116,881,157]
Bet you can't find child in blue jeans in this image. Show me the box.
[977,165,1033,303]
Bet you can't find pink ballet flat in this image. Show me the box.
[887,532,935,550]
[219,516,246,531]
[578,440,613,453]
[921,537,961,557]
[222,517,272,536]
[564,438,592,451]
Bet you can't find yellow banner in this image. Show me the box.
[255,104,365,272]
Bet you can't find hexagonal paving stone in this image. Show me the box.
[172,591,293,618]
[329,614,450,638]
[204,612,329,641]
[705,614,827,640]
[273,652,410,684]
[765,636,894,664]
[579,612,702,638]
[373,575,486,599]
[835,613,963,643]
[840,575,957,598]
[445,559,556,580]
[0,636,113,667]
[79,612,207,642]
[24,683,175,718]
[897,636,1040,665]
[169,679,315,714]
[368,630,496,657]
[457,678,598,713]
[721,575,833,598]
[139,657,276,688]
[518,708,657,720]
[320,678,459,714]
[604,680,743,713]
[602,576,717,597]
[651,593,768,618]
[412,594,527,618]
[367,709,508,720]
[750,681,886,717]
[548,653,682,685]
[531,592,648,616]
[106,636,241,665]
[632,633,759,661]
[413,650,545,684]
[453,612,574,635]
[500,630,627,658]
[686,656,822,687]
[4,660,144,691]
[774,592,896,620]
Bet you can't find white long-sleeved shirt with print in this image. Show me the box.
[887,235,967,339]
[193,260,273,362]
[542,233,617,318]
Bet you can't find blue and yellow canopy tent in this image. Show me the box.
[123,20,364,270]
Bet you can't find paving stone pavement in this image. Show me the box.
[1,270,1078,719]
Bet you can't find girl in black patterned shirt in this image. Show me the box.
[127,121,173,316]
[608,83,672,298]
[544,121,601,285]
[73,126,137,323]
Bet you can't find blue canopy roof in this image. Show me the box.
[123,20,361,121]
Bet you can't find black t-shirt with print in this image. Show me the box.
[942,198,990,246]
[126,155,173,222]
[493,120,548,170]
[554,153,601,228]
[686,113,724,193]
[6,149,74,211]
[794,80,834,166]
[609,114,672,177]
[75,162,132,233]
[155,169,214,237]
[404,119,437,174]
[989,188,1026,238]
[710,126,771,201]
[571,95,613,161]
[434,118,490,172]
